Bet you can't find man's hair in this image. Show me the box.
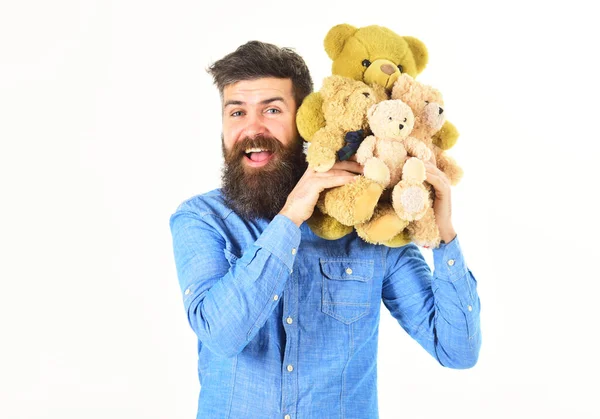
[207,41,314,107]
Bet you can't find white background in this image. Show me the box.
[1,1,599,418]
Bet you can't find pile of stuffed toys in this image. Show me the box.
[298,24,463,248]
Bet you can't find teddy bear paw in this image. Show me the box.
[391,182,430,221]
[307,146,337,172]
[363,158,390,187]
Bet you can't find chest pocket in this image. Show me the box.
[320,258,374,324]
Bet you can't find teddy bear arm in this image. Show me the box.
[355,135,377,164]
[432,120,459,150]
[296,92,325,142]
[434,147,463,186]
[403,136,432,161]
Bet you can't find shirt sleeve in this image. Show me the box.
[381,236,481,369]
[170,211,301,358]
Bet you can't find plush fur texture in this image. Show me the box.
[297,24,432,240]
[390,74,464,248]
[305,76,387,226]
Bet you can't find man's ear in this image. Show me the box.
[324,24,358,61]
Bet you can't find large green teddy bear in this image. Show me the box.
[297,24,460,240]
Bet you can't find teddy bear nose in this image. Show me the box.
[439,107,444,115]
[362,92,370,98]
[380,64,395,75]
[399,124,404,130]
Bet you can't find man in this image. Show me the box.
[170,41,481,419]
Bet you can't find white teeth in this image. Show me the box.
[245,148,267,153]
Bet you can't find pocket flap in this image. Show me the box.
[320,259,374,282]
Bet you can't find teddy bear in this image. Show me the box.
[304,75,389,232]
[357,74,463,248]
[299,23,442,240]
[351,99,434,246]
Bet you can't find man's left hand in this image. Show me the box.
[423,160,457,244]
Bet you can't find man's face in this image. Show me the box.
[220,77,307,220]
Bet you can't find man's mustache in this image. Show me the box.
[225,134,283,163]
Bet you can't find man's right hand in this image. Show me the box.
[278,160,364,227]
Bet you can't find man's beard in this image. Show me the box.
[221,134,307,220]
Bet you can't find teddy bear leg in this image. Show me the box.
[378,230,412,248]
[355,203,409,244]
[322,176,383,225]
[392,157,430,221]
[407,207,441,248]
[363,157,391,187]
[306,207,354,240]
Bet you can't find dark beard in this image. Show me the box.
[221,134,307,220]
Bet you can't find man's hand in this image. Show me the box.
[279,161,364,227]
[423,160,457,243]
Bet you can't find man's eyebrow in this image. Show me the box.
[223,97,288,108]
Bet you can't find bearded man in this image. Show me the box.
[170,40,481,419]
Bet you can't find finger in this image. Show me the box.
[330,160,364,174]
[425,171,444,188]
[316,175,358,191]
[314,169,363,178]
[424,162,449,185]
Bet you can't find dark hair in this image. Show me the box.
[207,41,314,107]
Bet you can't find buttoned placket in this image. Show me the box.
[281,253,299,419]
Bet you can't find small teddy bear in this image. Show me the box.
[353,100,433,245]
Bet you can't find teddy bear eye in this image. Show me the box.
[425,100,430,104]
[388,117,392,121]
[362,59,371,68]
[397,64,403,73]
[403,118,407,122]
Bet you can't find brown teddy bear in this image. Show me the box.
[305,75,388,231]
[357,74,463,248]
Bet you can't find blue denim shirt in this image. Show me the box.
[170,189,481,419]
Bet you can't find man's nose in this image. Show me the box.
[243,113,268,137]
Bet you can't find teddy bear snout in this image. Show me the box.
[362,92,370,98]
[380,64,396,75]
[399,124,404,130]
[439,107,444,115]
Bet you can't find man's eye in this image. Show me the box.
[231,111,243,117]
[266,108,281,114]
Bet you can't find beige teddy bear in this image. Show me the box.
[353,100,434,245]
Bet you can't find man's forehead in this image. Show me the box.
[223,78,294,103]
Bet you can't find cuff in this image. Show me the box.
[255,214,302,273]
[432,234,469,282]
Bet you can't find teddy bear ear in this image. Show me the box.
[391,74,412,99]
[324,24,358,60]
[403,36,429,75]
[367,103,378,121]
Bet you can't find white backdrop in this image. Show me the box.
[1,1,599,418]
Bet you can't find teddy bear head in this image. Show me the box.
[320,75,386,132]
[324,24,428,92]
[367,99,415,141]
[391,74,445,140]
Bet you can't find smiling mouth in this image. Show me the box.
[244,147,274,166]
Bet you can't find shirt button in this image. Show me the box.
[184,289,190,295]
[287,364,294,372]
[346,267,353,275]
[273,295,279,301]
[285,415,291,419]
[286,317,293,324]
[467,305,473,311]
[291,248,297,255]
[447,259,455,266]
